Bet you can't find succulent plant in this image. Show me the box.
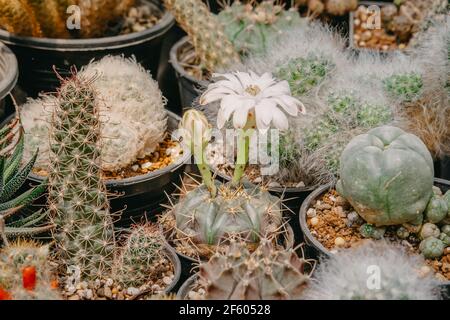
[196,239,311,300]
[304,241,442,300]
[218,1,303,56]
[419,237,445,259]
[0,112,52,246]
[336,126,434,226]
[275,54,335,97]
[22,55,168,172]
[163,0,240,73]
[324,0,357,16]
[0,0,137,38]
[48,72,115,280]
[383,72,424,103]
[114,224,166,288]
[0,240,60,300]
[424,194,448,223]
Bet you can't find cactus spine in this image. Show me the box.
[163,0,240,73]
[48,73,115,280]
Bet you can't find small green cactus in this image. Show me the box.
[275,54,334,97]
[48,72,115,280]
[419,237,445,259]
[420,223,440,240]
[196,239,311,300]
[163,0,240,73]
[218,1,303,56]
[424,195,448,223]
[383,73,424,103]
[115,224,165,288]
[359,223,385,240]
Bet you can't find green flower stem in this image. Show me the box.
[232,128,254,186]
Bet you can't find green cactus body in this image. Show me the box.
[419,237,445,259]
[218,1,303,56]
[163,0,240,73]
[383,73,424,103]
[336,126,434,226]
[48,74,115,280]
[115,224,165,288]
[359,223,385,239]
[275,54,334,97]
[173,183,282,246]
[442,224,450,236]
[198,240,309,300]
[420,223,440,240]
[424,195,448,223]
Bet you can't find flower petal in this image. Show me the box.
[273,95,303,116]
[261,80,291,98]
[217,99,237,129]
[271,108,289,131]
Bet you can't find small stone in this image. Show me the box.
[317,203,332,210]
[85,289,93,300]
[151,284,161,291]
[76,289,84,298]
[334,237,346,247]
[111,288,118,295]
[310,217,319,226]
[131,164,139,172]
[268,181,281,188]
[253,177,262,183]
[347,211,360,223]
[66,285,76,295]
[68,295,80,300]
[127,287,140,296]
[94,279,101,288]
[188,291,203,300]
[80,281,88,290]
[162,277,172,285]
[104,287,113,299]
[141,162,153,170]
[105,278,114,288]
[418,265,432,277]
[117,293,125,300]
[334,206,346,218]
[306,208,316,218]
[295,181,305,188]
[97,288,105,297]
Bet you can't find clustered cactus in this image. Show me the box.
[304,241,442,300]
[114,224,166,288]
[218,1,304,56]
[163,0,240,74]
[195,239,311,300]
[0,240,60,300]
[48,72,115,280]
[0,0,137,38]
[0,111,52,246]
[22,55,168,173]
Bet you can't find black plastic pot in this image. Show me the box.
[169,37,209,109]
[299,178,450,298]
[2,111,190,227]
[435,157,450,180]
[0,43,18,117]
[176,274,198,300]
[212,167,316,245]
[0,0,174,98]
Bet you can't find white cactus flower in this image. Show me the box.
[200,71,305,131]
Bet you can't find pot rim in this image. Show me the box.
[1,110,191,186]
[176,273,198,300]
[169,36,209,87]
[0,0,174,52]
[0,43,19,100]
[162,244,182,294]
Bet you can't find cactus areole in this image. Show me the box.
[336,126,434,226]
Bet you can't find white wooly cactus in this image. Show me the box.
[21,56,168,172]
[304,241,442,300]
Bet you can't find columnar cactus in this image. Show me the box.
[48,73,115,280]
[218,1,303,56]
[114,224,165,288]
[163,0,241,73]
[304,241,441,300]
[336,126,434,226]
[0,240,60,300]
[22,56,168,172]
[0,0,137,38]
[196,239,311,300]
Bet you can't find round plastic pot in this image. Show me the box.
[435,157,450,180]
[0,43,18,114]
[212,167,315,245]
[298,178,450,296]
[1,111,190,227]
[169,36,209,109]
[176,274,198,300]
[0,0,174,97]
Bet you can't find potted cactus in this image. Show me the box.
[7,56,190,224]
[0,43,18,118]
[177,238,314,300]
[166,0,304,107]
[0,0,174,97]
[299,126,450,290]
[160,71,304,274]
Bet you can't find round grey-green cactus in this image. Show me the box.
[336,126,434,226]
[419,237,445,259]
[424,195,448,223]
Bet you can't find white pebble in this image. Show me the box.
[85,289,93,300]
[127,287,140,296]
[162,277,172,285]
[334,237,346,247]
[268,181,281,188]
[295,181,305,188]
[310,217,319,226]
[253,177,262,183]
[141,162,153,170]
[105,278,114,288]
[131,164,139,172]
[307,208,316,218]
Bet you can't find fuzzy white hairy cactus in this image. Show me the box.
[304,241,442,300]
[21,55,167,172]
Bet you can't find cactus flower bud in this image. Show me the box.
[179,109,211,153]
